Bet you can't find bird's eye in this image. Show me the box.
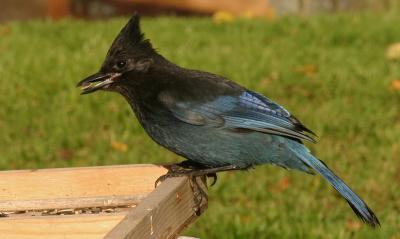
[116,60,126,69]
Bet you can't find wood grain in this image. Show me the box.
[0,165,207,238]
[0,195,143,211]
[106,177,207,239]
[0,213,126,239]
[0,164,167,202]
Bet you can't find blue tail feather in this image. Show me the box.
[290,143,380,227]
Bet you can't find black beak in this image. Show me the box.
[77,72,121,95]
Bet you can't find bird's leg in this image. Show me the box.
[177,160,218,186]
[189,166,239,213]
[154,167,191,188]
[184,165,239,176]
[155,165,239,188]
[189,175,208,215]
[154,165,240,214]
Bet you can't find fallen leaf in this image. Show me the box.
[111,140,128,152]
[213,11,235,24]
[58,148,74,161]
[345,218,362,231]
[386,43,400,60]
[295,64,318,77]
[270,177,290,193]
[390,79,400,91]
[0,25,12,36]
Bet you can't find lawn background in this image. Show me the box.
[0,13,399,238]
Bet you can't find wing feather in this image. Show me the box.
[160,90,316,142]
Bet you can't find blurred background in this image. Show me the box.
[1,0,399,238]
[1,0,400,21]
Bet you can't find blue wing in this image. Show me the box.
[160,90,316,142]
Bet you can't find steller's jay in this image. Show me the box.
[77,14,379,227]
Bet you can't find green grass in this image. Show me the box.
[1,13,400,238]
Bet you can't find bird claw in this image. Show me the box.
[155,164,240,188]
[207,173,217,186]
[154,171,207,215]
[154,174,167,188]
[154,170,186,188]
[155,171,218,188]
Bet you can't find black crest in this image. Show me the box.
[113,14,153,51]
[120,14,144,44]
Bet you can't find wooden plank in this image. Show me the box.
[0,164,167,202]
[105,177,207,239]
[0,195,143,211]
[0,213,126,239]
[0,165,208,238]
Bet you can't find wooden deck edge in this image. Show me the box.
[105,176,208,239]
[0,213,127,239]
[0,164,167,202]
[0,164,160,174]
[0,164,209,238]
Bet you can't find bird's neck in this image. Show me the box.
[115,66,171,124]
[114,56,195,124]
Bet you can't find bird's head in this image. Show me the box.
[77,14,155,94]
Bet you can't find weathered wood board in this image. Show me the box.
[0,164,207,239]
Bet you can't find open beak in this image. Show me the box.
[77,72,121,95]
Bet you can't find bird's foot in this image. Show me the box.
[189,176,208,215]
[154,168,208,215]
[154,169,216,187]
[154,168,193,188]
[155,164,238,188]
[154,164,240,215]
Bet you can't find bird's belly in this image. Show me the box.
[145,120,308,171]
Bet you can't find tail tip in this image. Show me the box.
[348,201,380,228]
